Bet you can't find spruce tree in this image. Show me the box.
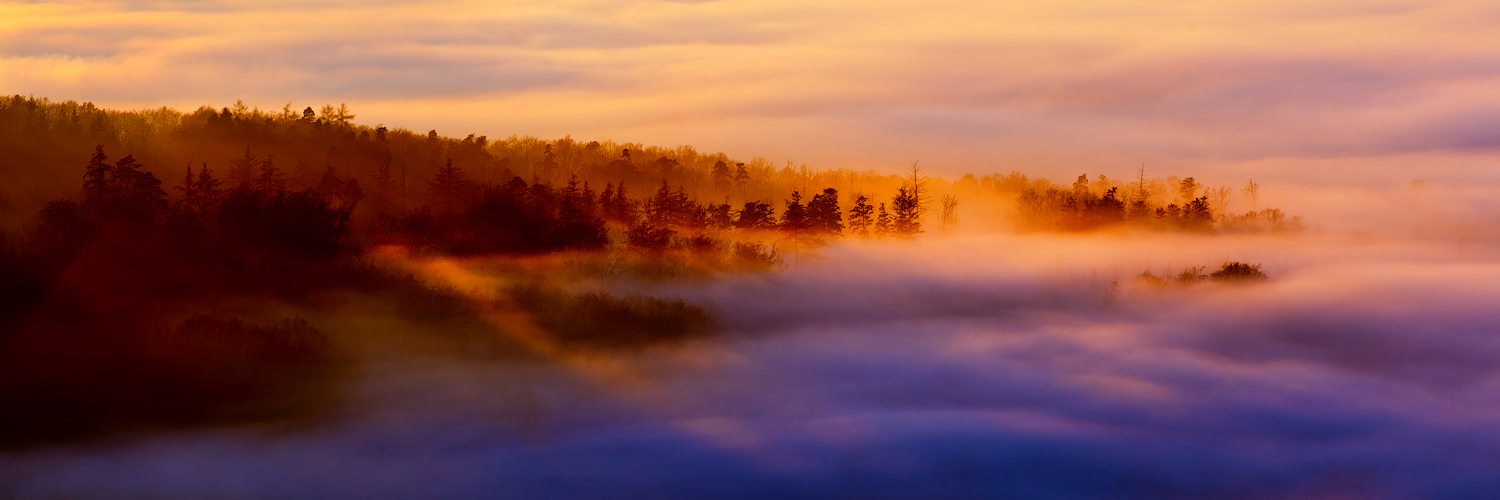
[848,194,874,239]
[427,159,473,213]
[891,186,921,238]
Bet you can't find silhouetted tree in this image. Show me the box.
[735,200,776,230]
[535,144,559,181]
[255,155,285,196]
[891,186,921,238]
[806,188,843,236]
[848,194,874,239]
[227,148,259,189]
[711,160,732,194]
[1242,178,1262,211]
[1177,177,1200,205]
[706,199,735,230]
[1182,196,1213,231]
[428,159,473,213]
[626,220,674,252]
[733,162,749,198]
[606,149,636,180]
[780,191,809,238]
[81,145,110,208]
[939,194,958,229]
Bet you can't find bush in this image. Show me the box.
[1210,261,1268,282]
[509,282,716,350]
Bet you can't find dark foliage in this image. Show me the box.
[1211,262,1269,282]
[0,311,339,449]
[509,283,717,350]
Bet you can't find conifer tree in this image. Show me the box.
[733,162,749,198]
[875,202,891,239]
[256,155,285,195]
[806,188,843,236]
[535,144,559,181]
[175,164,197,211]
[427,159,473,213]
[228,148,259,189]
[711,160,732,194]
[194,163,224,217]
[848,194,874,239]
[891,186,921,238]
[735,200,775,230]
[780,191,809,236]
[82,145,111,207]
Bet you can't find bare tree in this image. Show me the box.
[906,161,929,218]
[940,194,958,230]
[1242,178,1261,211]
[1206,185,1234,215]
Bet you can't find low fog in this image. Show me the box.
[5,184,1499,499]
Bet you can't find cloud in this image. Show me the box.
[7,226,1500,498]
[6,0,1500,170]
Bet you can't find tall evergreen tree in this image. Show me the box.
[82,145,111,207]
[875,202,891,239]
[227,148,259,189]
[428,159,473,213]
[780,191,809,236]
[733,162,749,198]
[848,194,874,239]
[711,160,732,194]
[194,163,224,218]
[255,155,285,195]
[891,186,921,238]
[806,188,843,236]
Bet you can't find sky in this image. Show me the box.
[4,0,1500,178]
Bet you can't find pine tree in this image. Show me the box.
[848,194,874,239]
[535,144,559,181]
[175,164,197,211]
[780,191,808,236]
[875,202,891,239]
[733,162,749,198]
[82,145,111,207]
[1177,177,1200,205]
[194,163,224,217]
[256,155,285,195]
[228,148,259,189]
[711,160,732,194]
[891,186,921,238]
[735,200,775,230]
[428,159,473,213]
[806,187,843,236]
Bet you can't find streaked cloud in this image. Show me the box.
[4,0,1500,174]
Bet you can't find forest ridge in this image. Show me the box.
[0,96,1304,239]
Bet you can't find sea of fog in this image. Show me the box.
[4,226,1500,499]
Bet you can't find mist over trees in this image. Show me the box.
[0,95,1315,451]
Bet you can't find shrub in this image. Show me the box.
[509,283,716,350]
[1210,261,1268,282]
